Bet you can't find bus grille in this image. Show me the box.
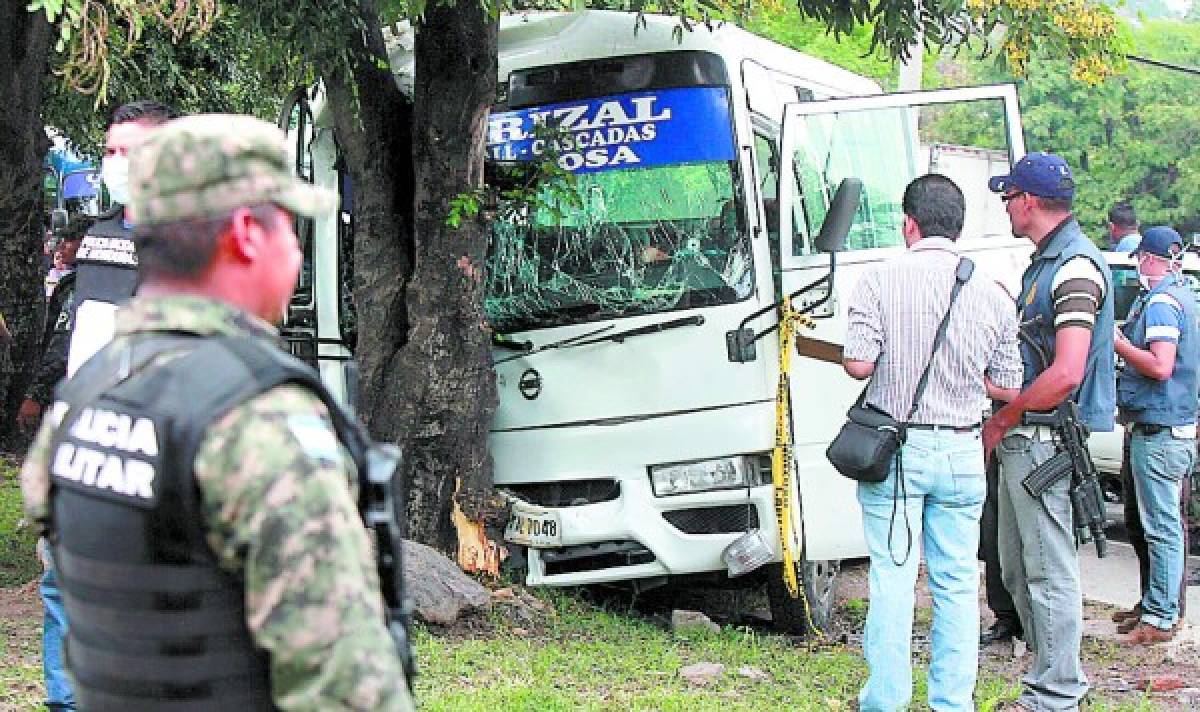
[504,479,620,508]
[663,505,759,535]
[542,540,655,576]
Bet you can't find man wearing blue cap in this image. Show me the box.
[982,152,1115,711]
[1112,226,1197,645]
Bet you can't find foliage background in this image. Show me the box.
[750,2,1200,242]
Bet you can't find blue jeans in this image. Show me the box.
[1129,431,1194,629]
[857,429,986,712]
[41,565,75,709]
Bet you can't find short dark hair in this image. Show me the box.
[1108,202,1137,228]
[134,204,277,281]
[902,174,965,240]
[1034,195,1073,213]
[110,100,180,128]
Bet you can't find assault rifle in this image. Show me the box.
[1020,403,1110,558]
[361,442,418,690]
[1017,319,1110,558]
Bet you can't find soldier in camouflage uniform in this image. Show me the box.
[21,114,414,711]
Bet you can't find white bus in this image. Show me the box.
[285,10,1032,632]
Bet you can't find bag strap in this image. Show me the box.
[904,257,974,423]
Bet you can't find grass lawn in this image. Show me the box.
[0,456,39,589]
[0,455,1165,711]
[410,593,1162,712]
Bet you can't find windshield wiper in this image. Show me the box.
[493,324,616,365]
[491,334,533,353]
[568,314,705,348]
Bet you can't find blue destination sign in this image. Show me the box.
[487,87,736,174]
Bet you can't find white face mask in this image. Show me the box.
[1137,254,1178,291]
[101,155,130,206]
[1137,271,1153,291]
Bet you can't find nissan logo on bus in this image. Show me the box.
[518,369,542,400]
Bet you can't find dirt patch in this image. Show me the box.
[837,560,1200,710]
[0,580,45,711]
[586,561,1200,708]
[0,579,41,620]
[412,583,560,643]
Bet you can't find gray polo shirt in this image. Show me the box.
[844,237,1023,427]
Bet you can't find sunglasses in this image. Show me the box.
[1000,191,1026,203]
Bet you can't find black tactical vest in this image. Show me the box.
[47,332,369,712]
[74,209,139,310]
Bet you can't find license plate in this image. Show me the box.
[504,504,562,548]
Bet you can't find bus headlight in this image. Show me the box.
[649,455,766,496]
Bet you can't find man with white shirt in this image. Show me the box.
[843,174,1022,712]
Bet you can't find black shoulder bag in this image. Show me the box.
[826,257,975,483]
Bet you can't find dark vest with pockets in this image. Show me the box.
[1117,273,1200,426]
[47,331,368,712]
[74,208,139,309]
[1017,218,1116,432]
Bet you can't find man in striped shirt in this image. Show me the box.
[843,174,1021,712]
[983,152,1116,712]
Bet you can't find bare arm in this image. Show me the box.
[984,326,1091,456]
[844,359,875,380]
[1116,330,1177,381]
[999,325,1090,416]
[985,376,1019,403]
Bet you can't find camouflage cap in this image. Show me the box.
[129,114,336,226]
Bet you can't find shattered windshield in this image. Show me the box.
[483,87,752,333]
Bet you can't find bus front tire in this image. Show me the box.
[766,557,840,635]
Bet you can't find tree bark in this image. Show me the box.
[370,3,501,562]
[0,3,51,449]
[317,4,415,427]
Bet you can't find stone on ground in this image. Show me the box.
[402,539,491,626]
[679,662,725,686]
[737,665,770,682]
[671,609,720,635]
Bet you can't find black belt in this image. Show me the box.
[908,423,980,433]
[1132,423,1169,436]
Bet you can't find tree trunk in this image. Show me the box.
[0,3,50,450]
[317,4,415,426]
[370,3,501,564]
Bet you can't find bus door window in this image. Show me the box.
[753,130,783,299]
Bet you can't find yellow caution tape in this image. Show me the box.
[772,299,801,599]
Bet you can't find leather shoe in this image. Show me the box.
[1112,604,1142,623]
[1120,622,1175,645]
[1117,617,1140,634]
[980,619,1023,645]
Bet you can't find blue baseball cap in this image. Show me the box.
[1136,226,1184,258]
[988,152,1076,200]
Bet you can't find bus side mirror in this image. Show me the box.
[51,208,69,232]
[814,177,862,254]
